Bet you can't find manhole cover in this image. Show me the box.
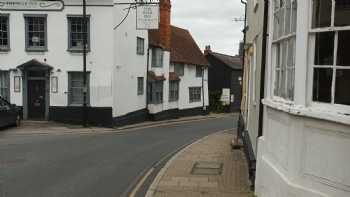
[191,161,223,175]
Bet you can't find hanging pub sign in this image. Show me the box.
[0,0,64,11]
[136,4,159,30]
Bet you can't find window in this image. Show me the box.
[68,16,90,51]
[272,0,297,101]
[311,0,350,106]
[68,72,90,106]
[137,37,145,55]
[0,14,9,51]
[189,87,202,103]
[148,81,163,104]
[0,71,10,101]
[25,15,47,51]
[152,48,163,67]
[137,77,144,95]
[196,66,203,77]
[169,81,179,102]
[174,64,184,76]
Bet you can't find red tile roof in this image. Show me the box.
[169,72,181,81]
[149,26,209,67]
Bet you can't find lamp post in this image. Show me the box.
[83,0,88,127]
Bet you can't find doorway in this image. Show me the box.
[28,79,46,120]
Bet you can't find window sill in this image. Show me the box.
[0,48,10,52]
[26,48,47,53]
[68,49,91,53]
[263,98,350,126]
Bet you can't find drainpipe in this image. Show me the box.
[258,0,269,137]
[202,66,205,113]
[146,48,150,109]
[82,0,88,127]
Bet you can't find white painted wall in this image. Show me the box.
[113,1,148,117]
[0,0,114,108]
[255,0,350,196]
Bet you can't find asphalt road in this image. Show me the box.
[0,115,236,197]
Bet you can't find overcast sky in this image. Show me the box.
[171,0,245,56]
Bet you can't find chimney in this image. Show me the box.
[159,0,171,51]
[204,45,212,55]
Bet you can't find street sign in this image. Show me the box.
[136,4,159,30]
[0,0,64,11]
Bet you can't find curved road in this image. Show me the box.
[0,115,236,197]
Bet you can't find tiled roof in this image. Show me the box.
[207,52,242,70]
[148,71,166,81]
[170,26,209,67]
[149,26,209,67]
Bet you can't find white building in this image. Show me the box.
[253,0,350,197]
[0,0,208,127]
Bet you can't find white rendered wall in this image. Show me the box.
[113,1,148,117]
[0,1,114,108]
[255,0,350,196]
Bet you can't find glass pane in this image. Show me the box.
[335,69,350,105]
[337,30,350,66]
[314,32,335,65]
[312,0,332,28]
[335,0,350,27]
[285,0,292,35]
[291,0,297,33]
[313,68,333,103]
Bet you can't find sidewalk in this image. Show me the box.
[146,131,253,197]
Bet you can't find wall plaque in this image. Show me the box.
[0,0,64,11]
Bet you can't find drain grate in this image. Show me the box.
[191,161,223,175]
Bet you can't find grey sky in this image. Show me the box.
[171,0,245,56]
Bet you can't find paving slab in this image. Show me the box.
[146,131,253,197]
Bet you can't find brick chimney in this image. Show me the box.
[204,45,212,55]
[159,0,171,51]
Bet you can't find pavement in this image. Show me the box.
[146,131,253,197]
[0,114,238,197]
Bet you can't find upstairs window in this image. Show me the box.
[25,15,47,52]
[272,0,297,101]
[311,0,350,106]
[152,48,163,68]
[174,64,184,76]
[0,14,9,51]
[196,66,203,78]
[0,71,10,101]
[137,37,145,55]
[68,16,90,52]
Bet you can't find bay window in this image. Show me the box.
[311,0,350,107]
[272,0,297,101]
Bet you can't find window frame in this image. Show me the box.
[174,63,184,76]
[189,87,202,103]
[309,0,350,113]
[151,47,164,68]
[196,66,203,78]
[0,14,10,51]
[24,14,48,52]
[169,81,179,102]
[271,0,297,102]
[67,15,91,52]
[137,37,145,55]
[148,81,164,104]
[137,77,144,95]
[68,72,90,106]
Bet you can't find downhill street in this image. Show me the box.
[0,115,236,197]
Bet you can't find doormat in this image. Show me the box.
[191,161,223,175]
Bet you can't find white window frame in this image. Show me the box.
[271,0,297,103]
[309,0,350,114]
[189,87,202,103]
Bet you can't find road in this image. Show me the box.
[0,115,236,197]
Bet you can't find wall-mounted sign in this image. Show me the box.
[0,0,64,11]
[136,4,159,30]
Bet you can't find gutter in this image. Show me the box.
[258,0,269,137]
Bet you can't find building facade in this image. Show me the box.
[0,0,208,127]
[205,46,243,112]
[240,0,350,196]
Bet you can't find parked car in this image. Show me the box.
[0,96,21,128]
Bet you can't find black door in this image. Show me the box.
[28,80,46,120]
